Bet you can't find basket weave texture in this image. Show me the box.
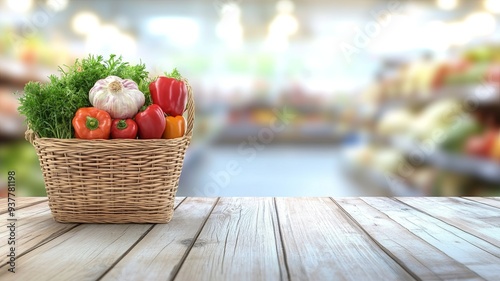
[26,80,195,223]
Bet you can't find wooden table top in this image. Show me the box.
[1,197,499,280]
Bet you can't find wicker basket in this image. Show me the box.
[25,80,195,224]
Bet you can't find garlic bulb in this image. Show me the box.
[89,76,145,119]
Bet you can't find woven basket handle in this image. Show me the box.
[25,128,35,144]
[184,79,195,137]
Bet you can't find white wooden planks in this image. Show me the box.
[340,197,497,280]
[0,224,151,280]
[175,198,287,281]
[101,197,217,280]
[397,197,500,247]
[0,197,47,215]
[2,197,500,281]
[464,197,500,209]
[0,200,77,266]
[275,197,414,281]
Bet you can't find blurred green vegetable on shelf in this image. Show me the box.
[0,141,46,196]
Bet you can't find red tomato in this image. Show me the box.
[111,119,138,139]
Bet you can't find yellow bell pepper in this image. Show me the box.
[162,116,186,139]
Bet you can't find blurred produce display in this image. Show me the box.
[3,0,500,197]
[360,45,500,106]
[350,45,500,196]
[0,141,46,197]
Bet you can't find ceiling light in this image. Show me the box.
[72,12,100,35]
[465,12,496,37]
[437,0,458,10]
[85,25,137,56]
[216,3,244,48]
[276,0,295,13]
[46,0,68,11]
[6,0,33,13]
[220,2,241,18]
[216,22,243,48]
[485,0,500,13]
[447,21,471,45]
[269,14,299,36]
[147,17,200,47]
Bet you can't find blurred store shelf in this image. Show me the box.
[0,59,53,88]
[377,84,500,109]
[0,87,26,140]
[0,113,26,140]
[387,136,500,184]
[183,109,227,168]
[361,167,425,196]
[342,150,425,196]
[213,122,346,145]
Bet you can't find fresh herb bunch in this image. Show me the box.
[19,55,153,138]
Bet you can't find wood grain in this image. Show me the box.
[0,199,50,227]
[0,224,151,280]
[275,197,414,281]
[0,197,185,268]
[0,197,48,214]
[2,197,498,281]
[174,198,287,281]
[100,197,217,281]
[0,197,185,279]
[0,201,77,266]
[174,197,186,207]
[361,197,498,280]
[464,197,500,209]
[397,197,500,247]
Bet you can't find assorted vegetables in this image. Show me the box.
[19,55,151,139]
[18,54,189,140]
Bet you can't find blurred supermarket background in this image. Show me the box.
[2,0,500,196]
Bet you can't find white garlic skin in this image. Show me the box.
[89,75,145,119]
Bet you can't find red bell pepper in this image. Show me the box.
[149,69,187,116]
[72,107,111,139]
[135,104,166,139]
[111,119,138,139]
